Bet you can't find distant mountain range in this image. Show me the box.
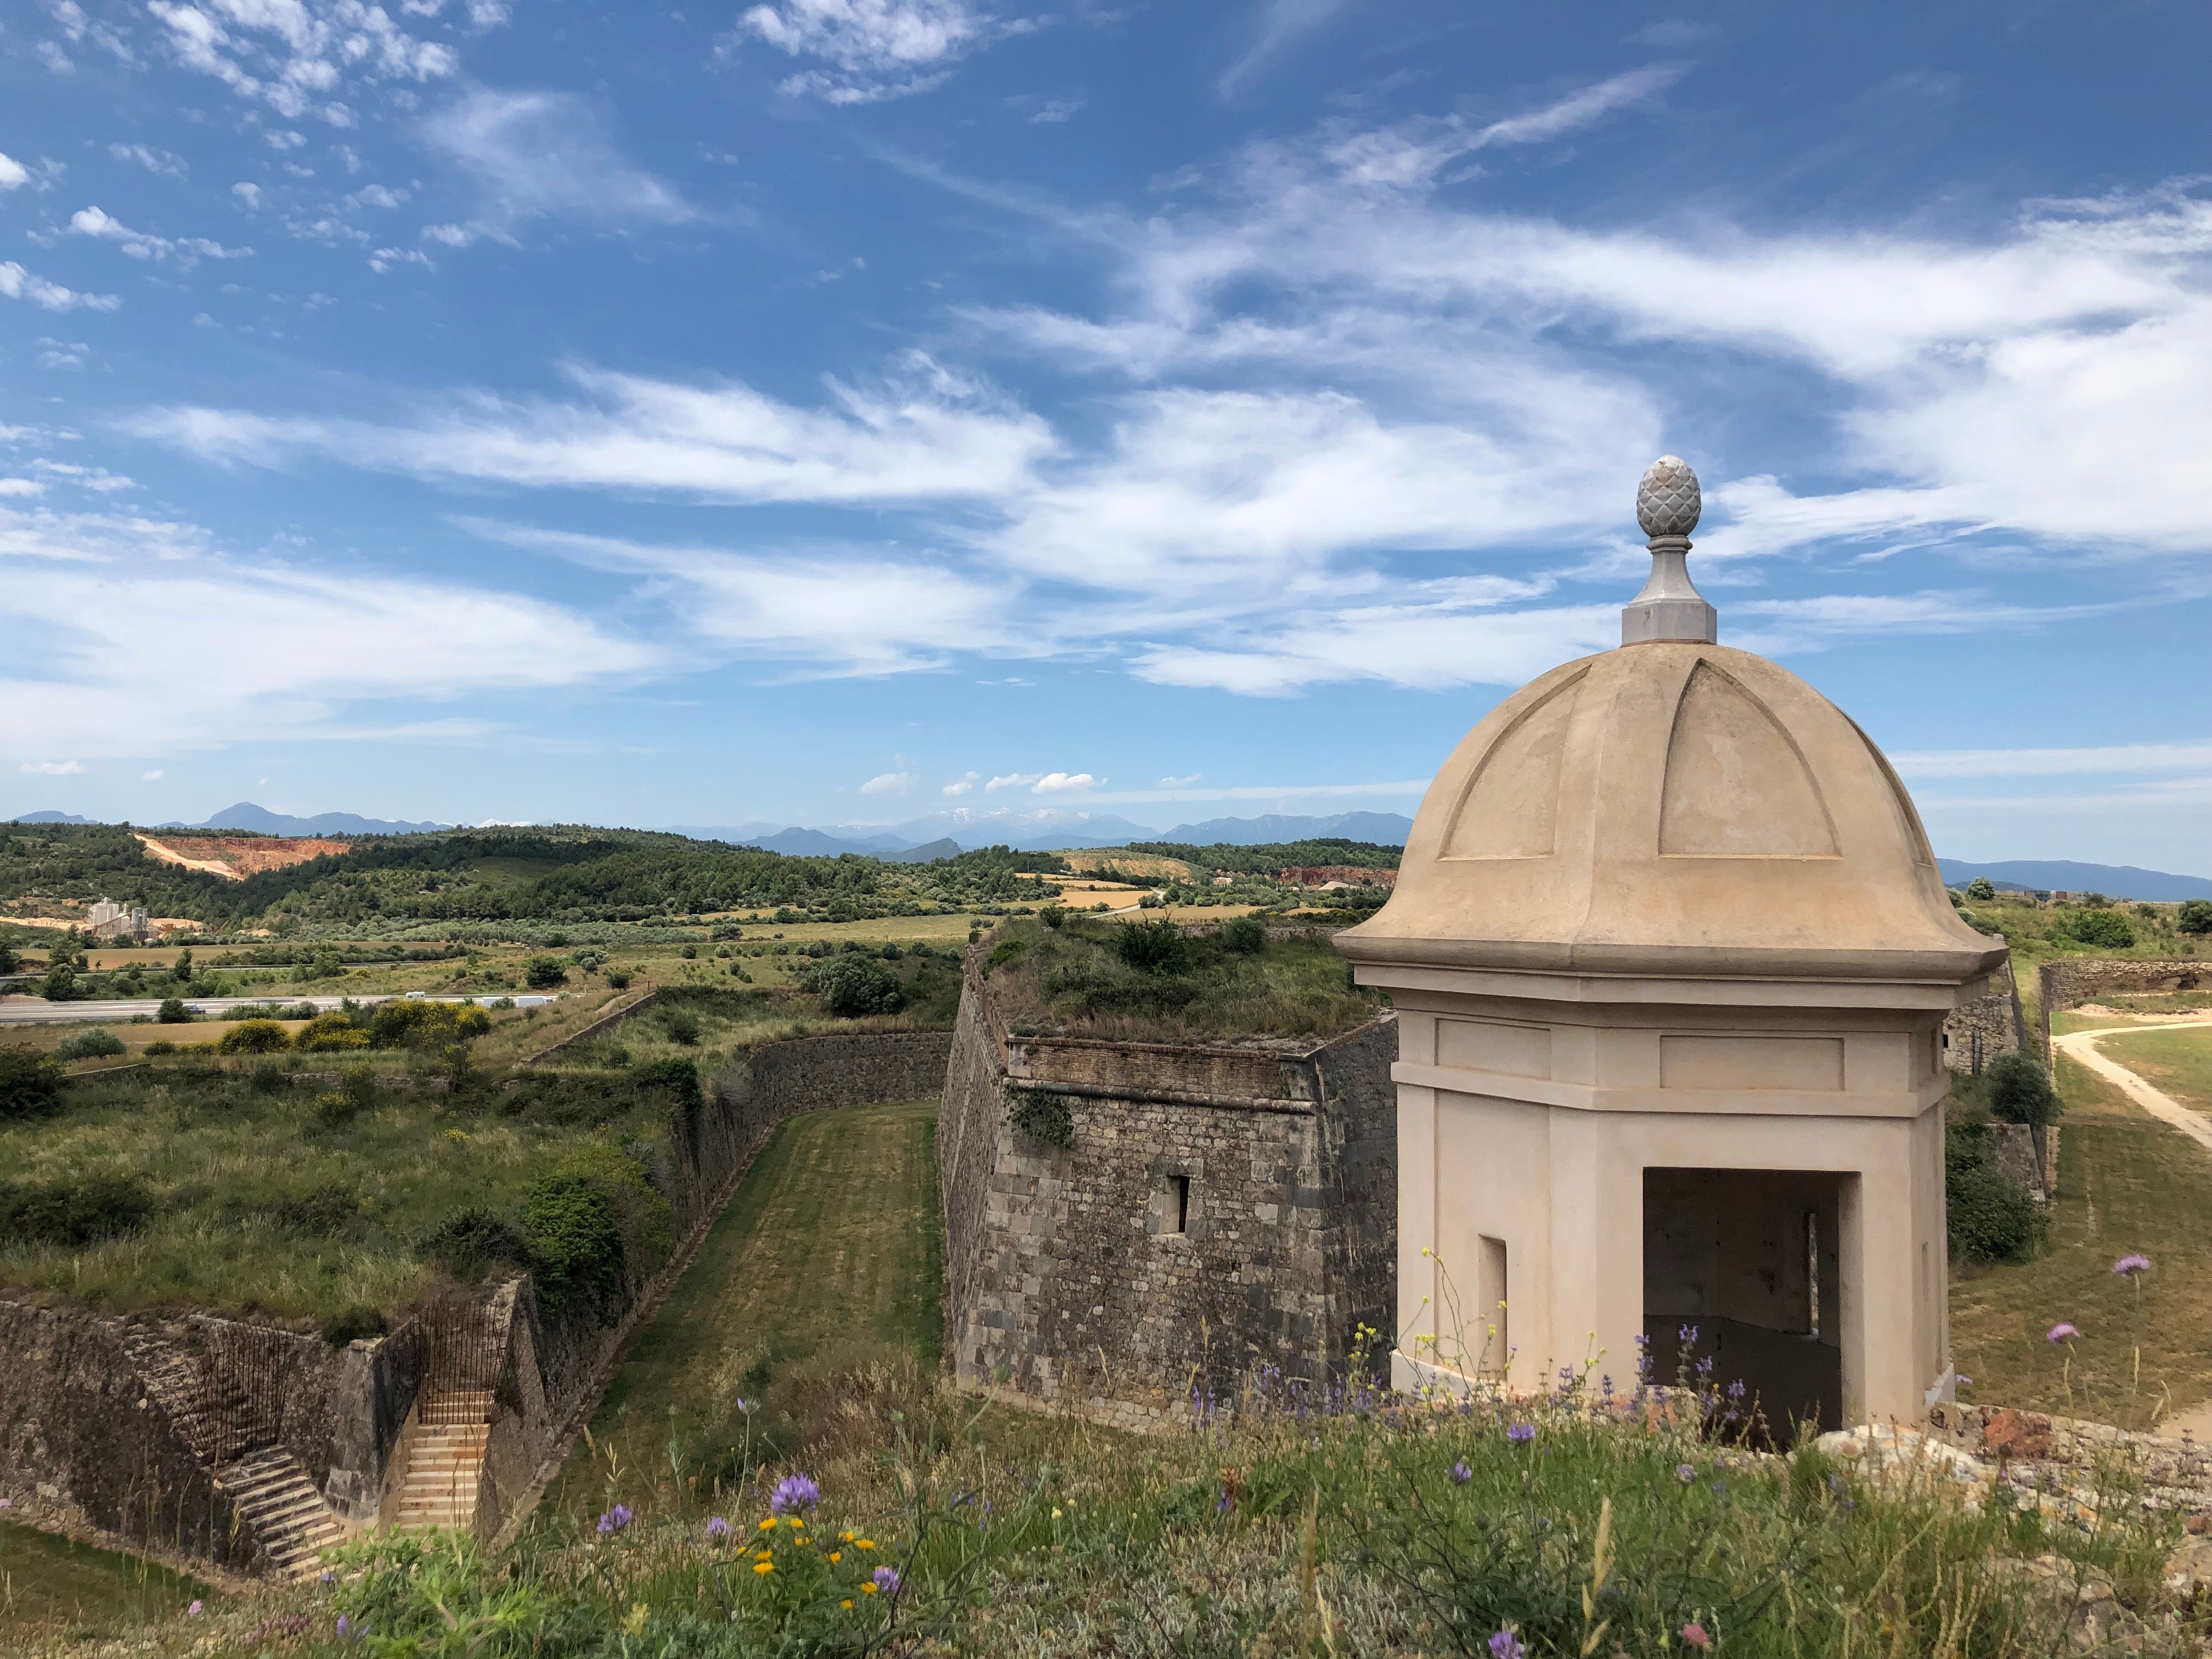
[1935,858,2212,902]
[12,802,2206,898]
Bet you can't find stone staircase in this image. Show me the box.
[216,1447,348,1579]
[390,1389,494,1533]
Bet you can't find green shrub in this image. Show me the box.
[1007,1086,1073,1148]
[662,1009,702,1046]
[2178,900,2212,935]
[2062,909,2136,949]
[0,1046,64,1121]
[1945,1123,2046,1263]
[39,962,85,1001]
[1113,918,1192,975]
[631,1057,702,1110]
[312,1090,363,1129]
[421,1206,532,1283]
[156,996,191,1024]
[606,969,633,990]
[1987,1051,2063,1133]
[1220,915,1267,953]
[985,939,1028,973]
[297,1011,371,1051]
[368,998,490,1048]
[1039,904,1066,929]
[812,955,904,1018]
[218,1018,292,1054]
[520,1176,625,1317]
[55,1027,127,1061]
[144,1040,177,1056]
[0,1171,156,1245]
[321,1305,390,1346]
[524,956,569,989]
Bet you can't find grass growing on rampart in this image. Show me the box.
[1950,1047,2212,1423]
[544,1097,943,1523]
[978,916,1382,1043]
[0,1055,684,1324]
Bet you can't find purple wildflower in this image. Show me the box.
[1488,1630,1526,1659]
[335,1616,351,1639]
[1725,1379,1747,1400]
[596,1503,633,1536]
[1677,1464,1696,1483]
[319,1569,335,1586]
[705,1516,731,1541]
[872,1565,901,1596]
[2047,1322,2079,1343]
[1449,1460,1472,1485]
[1679,1323,1699,1344]
[1506,1423,1534,1443]
[1957,1376,1972,1387]
[2114,1254,2152,1277]
[1680,1621,1712,1649]
[187,1601,204,1618]
[770,1473,821,1516]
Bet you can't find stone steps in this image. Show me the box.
[387,1396,493,1533]
[216,1447,346,1581]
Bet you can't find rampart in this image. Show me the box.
[2036,957,2211,1058]
[1940,961,2028,1074]
[0,1027,954,1572]
[940,962,1395,1427]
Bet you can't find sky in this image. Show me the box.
[0,0,2207,868]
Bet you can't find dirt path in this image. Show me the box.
[2052,1017,2212,1158]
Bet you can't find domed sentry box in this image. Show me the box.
[1336,458,2008,1433]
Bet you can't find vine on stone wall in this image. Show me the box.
[1006,1086,1073,1148]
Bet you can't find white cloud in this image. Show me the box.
[145,0,460,122]
[0,153,30,190]
[142,769,164,781]
[20,759,84,775]
[1324,66,1687,189]
[136,360,1053,505]
[68,205,253,264]
[1030,771,1097,793]
[232,180,262,208]
[733,0,1019,104]
[941,771,978,795]
[1219,0,1348,97]
[419,88,693,239]
[0,479,43,498]
[109,143,188,178]
[1157,774,1201,787]
[859,770,912,794]
[985,772,1037,791]
[0,262,120,313]
[0,499,657,759]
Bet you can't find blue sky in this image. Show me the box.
[1,0,2207,867]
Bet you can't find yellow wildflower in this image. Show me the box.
[840,1600,854,1611]
[856,1539,875,1551]
[753,1560,774,1576]
[827,1551,842,1564]
[861,1583,878,1595]
[759,1519,776,1532]
[839,1530,854,1542]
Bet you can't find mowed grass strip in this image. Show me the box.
[547,1097,942,1519]
[1950,1048,2212,1423]
[0,1520,215,1640]
[2096,1024,2212,1114]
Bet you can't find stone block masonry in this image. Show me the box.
[2037,957,2211,1059]
[1942,961,2027,1074]
[940,963,1395,1423]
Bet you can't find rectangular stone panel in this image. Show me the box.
[1436,1017,1553,1079]
[1658,1035,1844,1092]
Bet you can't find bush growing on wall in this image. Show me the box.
[520,1146,672,1321]
[0,1046,64,1121]
[1944,1123,2045,1263]
[1007,1086,1073,1148]
[1113,917,1191,975]
[421,1206,533,1284]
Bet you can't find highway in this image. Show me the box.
[0,992,557,1026]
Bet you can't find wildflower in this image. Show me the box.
[187,1601,204,1618]
[596,1504,633,1536]
[705,1516,731,1541]
[1507,1423,1534,1443]
[770,1473,820,1516]
[1488,1630,1526,1659]
[2114,1254,2152,1277]
[335,1616,351,1639]
[2047,1322,2079,1343]
[873,1566,901,1596]
[1680,1621,1712,1648]
[1051,1507,1063,1519]
[1725,1379,1746,1400]
[1679,1323,1698,1344]
[841,1599,854,1610]
[855,1538,876,1550]
[753,1559,774,1575]
[1957,1376,1972,1386]
[319,1569,335,1585]
[1449,1460,1472,1485]
[1677,1464,1696,1483]
[0,1498,10,1509]
[828,1551,842,1563]
[759,1518,777,1532]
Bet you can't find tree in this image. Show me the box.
[39,962,82,1002]
[2179,900,2212,936]
[524,956,569,989]
[2063,910,2135,949]
[0,939,17,976]
[1985,1052,2064,1190]
[1966,877,1996,901]
[1221,915,1267,953]
[1113,918,1192,975]
[812,954,904,1017]
[156,996,192,1024]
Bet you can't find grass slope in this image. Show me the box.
[546,1097,943,1523]
[2097,1026,2212,1114]
[0,1520,214,1642]
[1950,1048,2212,1423]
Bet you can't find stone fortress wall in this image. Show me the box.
[2037,956,2212,1058]
[1940,960,2027,1074]
[939,958,1396,1428]
[0,1029,952,1573]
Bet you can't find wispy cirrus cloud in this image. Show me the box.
[0,261,119,312]
[69,205,251,263]
[730,0,1030,104]
[417,88,695,244]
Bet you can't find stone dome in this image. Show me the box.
[1338,640,2007,985]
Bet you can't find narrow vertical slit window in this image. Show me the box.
[1166,1175,1190,1235]
[1477,1235,1509,1376]
[1805,1211,1820,1339]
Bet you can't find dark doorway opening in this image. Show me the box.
[1643,1167,1844,1439]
